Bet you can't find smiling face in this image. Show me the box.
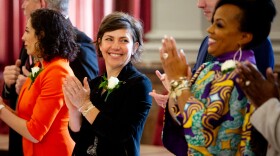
[207,4,252,57]
[197,0,219,22]
[22,18,39,56]
[99,29,139,72]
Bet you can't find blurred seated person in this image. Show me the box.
[236,61,280,156]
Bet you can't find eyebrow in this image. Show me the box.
[104,35,129,39]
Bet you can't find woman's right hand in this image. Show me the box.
[62,76,91,110]
[155,70,170,91]
[149,90,169,108]
[160,36,191,81]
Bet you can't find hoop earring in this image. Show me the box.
[233,46,242,61]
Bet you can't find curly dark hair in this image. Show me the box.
[30,8,79,62]
[95,12,144,63]
[213,0,276,50]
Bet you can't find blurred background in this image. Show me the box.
[0,0,280,153]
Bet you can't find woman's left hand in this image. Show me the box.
[160,36,191,81]
[236,61,279,108]
[62,76,91,109]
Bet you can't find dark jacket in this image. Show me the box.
[70,63,152,156]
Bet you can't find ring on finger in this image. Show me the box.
[163,53,168,60]
[245,80,251,86]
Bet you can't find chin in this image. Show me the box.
[207,51,216,57]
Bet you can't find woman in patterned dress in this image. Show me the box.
[159,0,276,155]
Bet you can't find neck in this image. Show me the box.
[106,67,122,79]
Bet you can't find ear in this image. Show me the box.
[240,32,253,45]
[38,31,45,40]
[132,42,139,55]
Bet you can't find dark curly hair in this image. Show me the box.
[95,12,144,63]
[30,8,79,62]
[213,0,276,50]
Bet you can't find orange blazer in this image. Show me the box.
[17,58,74,156]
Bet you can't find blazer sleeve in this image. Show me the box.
[250,98,280,152]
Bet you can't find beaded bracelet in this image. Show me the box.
[169,77,190,100]
[0,104,5,112]
[81,105,95,116]
[78,102,95,116]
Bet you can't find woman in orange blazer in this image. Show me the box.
[0,9,79,156]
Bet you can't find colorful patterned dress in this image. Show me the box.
[163,50,258,156]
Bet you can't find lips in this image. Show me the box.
[203,10,211,15]
[108,52,122,57]
[208,38,216,46]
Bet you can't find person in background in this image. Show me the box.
[62,12,152,156]
[236,61,280,156]
[2,0,99,155]
[158,0,276,155]
[0,8,78,156]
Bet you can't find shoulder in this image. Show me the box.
[252,37,273,52]
[73,28,97,57]
[74,28,93,44]
[42,59,73,76]
[123,70,152,96]
[201,36,209,44]
[121,64,151,85]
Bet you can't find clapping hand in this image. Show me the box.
[15,66,30,94]
[149,70,169,108]
[160,36,191,81]
[3,59,21,88]
[236,61,279,108]
[62,76,91,111]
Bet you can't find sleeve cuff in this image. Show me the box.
[4,84,11,95]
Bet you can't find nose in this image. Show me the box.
[22,33,25,41]
[112,41,120,50]
[197,0,205,8]
[21,0,26,9]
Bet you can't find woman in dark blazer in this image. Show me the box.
[62,12,152,156]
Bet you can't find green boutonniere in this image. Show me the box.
[99,76,124,102]
[28,66,43,90]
